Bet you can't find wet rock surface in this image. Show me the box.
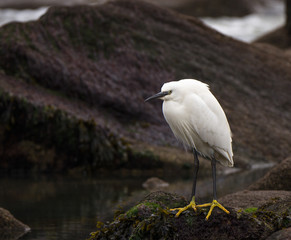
[0,207,30,239]
[0,0,290,172]
[220,190,291,209]
[89,191,291,240]
[266,227,291,240]
[142,177,170,190]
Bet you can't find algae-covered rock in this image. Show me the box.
[89,191,291,240]
[0,91,128,172]
[0,207,30,239]
[0,0,290,172]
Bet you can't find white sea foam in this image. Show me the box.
[0,7,48,27]
[201,13,285,42]
[201,1,285,42]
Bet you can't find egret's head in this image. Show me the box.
[145,81,181,102]
[145,79,209,103]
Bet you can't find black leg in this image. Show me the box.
[211,157,217,200]
[191,148,199,199]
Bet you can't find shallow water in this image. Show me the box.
[0,165,271,240]
[0,175,146,240]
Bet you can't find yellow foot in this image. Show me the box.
[170,196,198,217]
[197,199,229,220]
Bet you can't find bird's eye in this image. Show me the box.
[168,90,172,94]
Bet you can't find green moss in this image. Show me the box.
[143,201,162,210]
[126,205,139,218]
[126,202,163,219]
[244,207,258,213]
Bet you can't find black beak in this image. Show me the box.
[145,91,170,102]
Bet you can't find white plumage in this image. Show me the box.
[161,79,233,167]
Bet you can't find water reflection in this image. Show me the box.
[0,165,271,240]
[0,176,147,240]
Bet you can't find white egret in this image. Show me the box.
[145,79,233,220]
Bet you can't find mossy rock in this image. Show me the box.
[89,191,291,240]
[0,91,127,172]
[0,0,290,173]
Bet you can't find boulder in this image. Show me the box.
[219,190,291,209]
[0,0,290,172]
[171,0,274,17]
[0,207,30,239]
[266,227,291,240]
[254,27,291,49]
[248,157,291,191]
[142,177,169,190]
[0,0,275,17]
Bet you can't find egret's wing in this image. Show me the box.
[185,93,233,167]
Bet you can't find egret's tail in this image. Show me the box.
[215,148,233,167]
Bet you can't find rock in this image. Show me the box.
[266,227,291,240]
[89,191,291,240]
[0,207,30,239]
[171,0,274,17]
[142,177,169,190]
[0,0,275,17]
[255,0,291,50]
[219,190,291,209]
[252,42,289,58]
[254,27,291,49]
[248,157,291,191]
[0,0,290,172]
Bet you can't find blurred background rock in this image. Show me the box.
[0,0,283,17]
[0,0,285,42]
